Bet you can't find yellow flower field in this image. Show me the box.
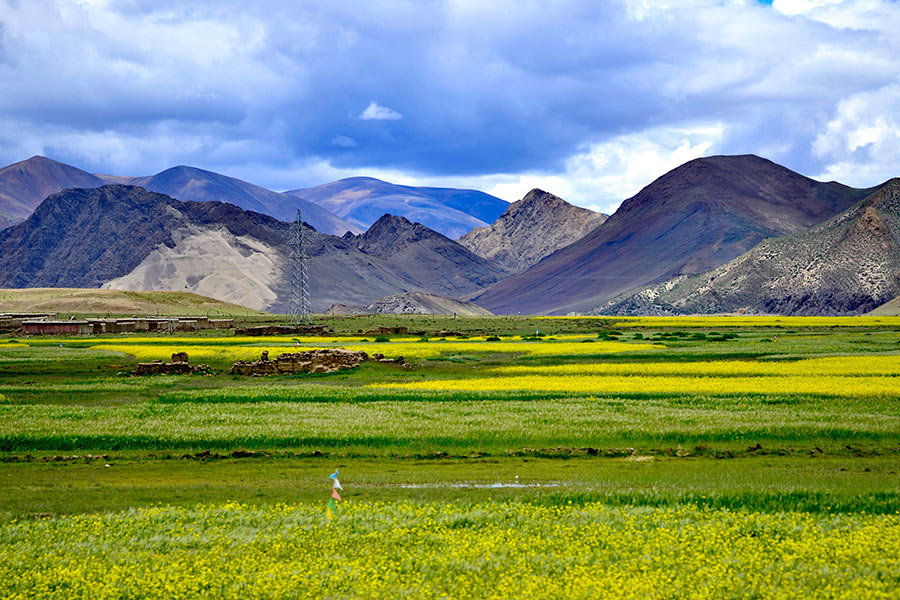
[88,339,660,362]
[492,355,900,377]
[376,374,900,397]
[2,501,898,599]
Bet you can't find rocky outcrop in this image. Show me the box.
[597,179,900,316]
[458,189,607,272]
[230,348,372,376]
[366,291,494,315]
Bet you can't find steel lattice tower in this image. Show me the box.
[289,209,312,324]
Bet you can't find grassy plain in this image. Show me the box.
[2,315,900,598]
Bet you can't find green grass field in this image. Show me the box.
[2,316,900,598]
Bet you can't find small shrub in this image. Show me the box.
[374,336,390,342]
[486,336,501,342]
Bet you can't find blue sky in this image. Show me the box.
[1,0,899,213]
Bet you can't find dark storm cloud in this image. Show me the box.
[0,0,898,200]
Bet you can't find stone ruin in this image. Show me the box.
[132,352,211,376]
[230,348,404,376]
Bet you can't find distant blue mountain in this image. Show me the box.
[108,166,360,236]
[285,176,509,239]
[0,156,359,236]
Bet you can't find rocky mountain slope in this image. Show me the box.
[100,166,358,236]
[329,292,493,316]
[472,155,878,315]
[598,180,900,316]
[458,189,607,272]
[0,186,510,312]
[286,177,508,239]
[0,156,105,227]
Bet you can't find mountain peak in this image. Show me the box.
[458,189,608,273]
[520,188,559,202]
[0,155,106,223]
[357,213,445,251]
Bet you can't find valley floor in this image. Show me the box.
[2,315,899,598]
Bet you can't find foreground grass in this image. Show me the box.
[3,501,899,599]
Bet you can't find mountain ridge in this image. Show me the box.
[0,156,106,225]
[597,179,900,316]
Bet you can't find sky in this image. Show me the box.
[1,0,899,214]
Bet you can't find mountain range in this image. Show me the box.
[98,165,359,236]
[0,185,508,312]
[472,155,879,315]
[286,177,509,239]
[0,156,507,238]
[0,153,896,317]
[598,179,900,316]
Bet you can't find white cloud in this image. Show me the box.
[1,0,899,207]
[771,0,898,29]
[329,135,357,147]
[359,101,402,121]
[305,123,725,215]
[812,83,900,185]
[465,124,724,214]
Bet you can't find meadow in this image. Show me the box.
[2,315,900,598]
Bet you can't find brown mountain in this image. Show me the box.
[0,186,509,312]
[458,189,607,272]
[0,156,105,226]
[472,155,878,315]
[347,214,510,297]
[598,180,900,316]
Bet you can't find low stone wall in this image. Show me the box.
[133,360,211,376]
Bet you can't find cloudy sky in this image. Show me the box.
[1,0,898,213]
